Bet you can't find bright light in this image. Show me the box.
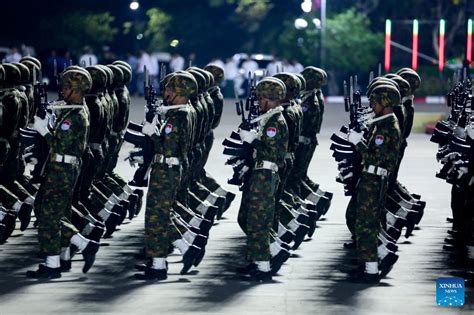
[130,1,139,10]
[254,54,264,60]
[385,19,391,71]
[301,0,312,13]
[170,39,180,47]
[294,18,308,30]
[439,19,445,71]
[136,33,143,40]
[467,19,472,62]
[412,19,419,70]
[312,18,321,29]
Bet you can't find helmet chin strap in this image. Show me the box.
[64,89,74,102]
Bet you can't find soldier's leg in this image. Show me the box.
[353,175,384,277]
[244,170,278,278]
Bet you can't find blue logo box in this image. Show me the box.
[436,277,464,307]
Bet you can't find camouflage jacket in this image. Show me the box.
[44,103,90,159]
[281,101,299,154]
[209,86,224,130]
[190,97,204,145]
[204,92,215,134]
[152,104,192,163]
[84,94,106,144]
[299,90,321,140]
[115,86,131,133]
[315,89,325,133]
[0,88,22,140]
[402,98,415,141]
[16,86,30,129]
[251,106,289,169]
[356,113,401,175]
[198,94,210,138]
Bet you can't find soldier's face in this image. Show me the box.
[370,100,384,116]
[164,87,176,103]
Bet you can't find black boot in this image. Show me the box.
[240,267,273,282]
[134,267,167,281]
[133,189,144,215]
[181,245,202,275]
[127,193,139,220]
[26,264,61,279]
[60,259,72,272]
[103,212,121,238]
[18,203,33,231]
[379,252,399,278]
[236,262,257,275]
[81,240,100,273]
[0,223,5,240]
[0,211,17,242]
[292,223,310,250]
[112,204,127,225]
[270,249,291,275]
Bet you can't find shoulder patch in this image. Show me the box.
[374,135,384,145]
[301,106,308,112]
[266,127,277,138]
[61,119,72,131]
[164,123,173,134]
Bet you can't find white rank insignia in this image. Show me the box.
[164,123,173,134]
[61,119,72,131]
[374,135,384,145]
[266,127,277,138]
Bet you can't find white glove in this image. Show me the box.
[457,167,468,179]
[141,117,160,137]
[239,129,257,144]
[440,152,460,163]
[347,130,363,145]
[33,115,50,136]
[466,124,474,139]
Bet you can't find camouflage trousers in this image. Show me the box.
[345,172,386,262]
[35,162,80,255]
[287,138,318,190]
[145,163,182,257]
[238,169,279,261]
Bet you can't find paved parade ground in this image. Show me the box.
[0,98,472,314]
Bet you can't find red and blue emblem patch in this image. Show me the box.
[374,135,384,145]
[61,119,72,131]
[266,127,277,138]
[164,123,173,134]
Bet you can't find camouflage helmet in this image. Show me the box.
[20,60,41,84]
[369,84,401,108]
[202,69,215,89]
[188,67,210,90]
[166,72,198,98]
[97,65,114,89]
[112,60,132,73]
[20,56,42,70]
[273,72,300,99]
[294,73,306,91]
[256,77,286,101]
[367,77,399,97]
[186,69,206,94]
[160,72,176,94]
[60,69,92,93]
[114,63,132,85]
[86,65,108,93]
[2,63,22,86]
[319,68,328,86]
[12,62,31,84]
[396,68,421,92]
[301,66,325,90]
[107,64,125,88]
[204,64,224,86]
[384,74,411,98]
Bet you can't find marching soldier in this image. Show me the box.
[27,68,99,279]
[135,73,197,280]
[345,84,401,283]
[237,77,289,282]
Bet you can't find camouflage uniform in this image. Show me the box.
[345,86,401,262]
[35,70,91,255]
[145,74,194,257]
[238,79,289,261]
